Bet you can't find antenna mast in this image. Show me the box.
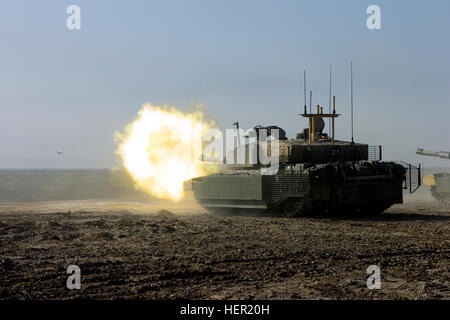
[309,90,312,114]
[351,61,354,144]
[303,71,307,114]
[329,65,332,135]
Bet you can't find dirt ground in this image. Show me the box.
[0,194,449,300]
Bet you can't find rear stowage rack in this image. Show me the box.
[398,161,422,193]
[368,145,383,161]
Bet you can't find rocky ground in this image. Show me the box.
[0,196,448,300]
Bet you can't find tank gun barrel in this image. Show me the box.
[416,148,450,160]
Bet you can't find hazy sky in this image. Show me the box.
[1,0,449,168]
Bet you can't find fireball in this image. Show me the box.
[115,103,217,201]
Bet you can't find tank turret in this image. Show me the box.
[416,148,450,202]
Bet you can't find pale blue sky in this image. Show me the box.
[1,0,449,168]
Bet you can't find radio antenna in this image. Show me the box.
[351,61,354,144]
[309,90,312,114]
[328,65,332,134]
[303,70,307,114]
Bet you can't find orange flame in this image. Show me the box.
[115,103,217,201]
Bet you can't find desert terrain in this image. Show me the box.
[0,190,448,300]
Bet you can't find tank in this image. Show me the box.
[416,148,450,203]
[185,100,409,217]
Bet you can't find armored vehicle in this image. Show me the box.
[185,99,414,217]
[417,148,450,203]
